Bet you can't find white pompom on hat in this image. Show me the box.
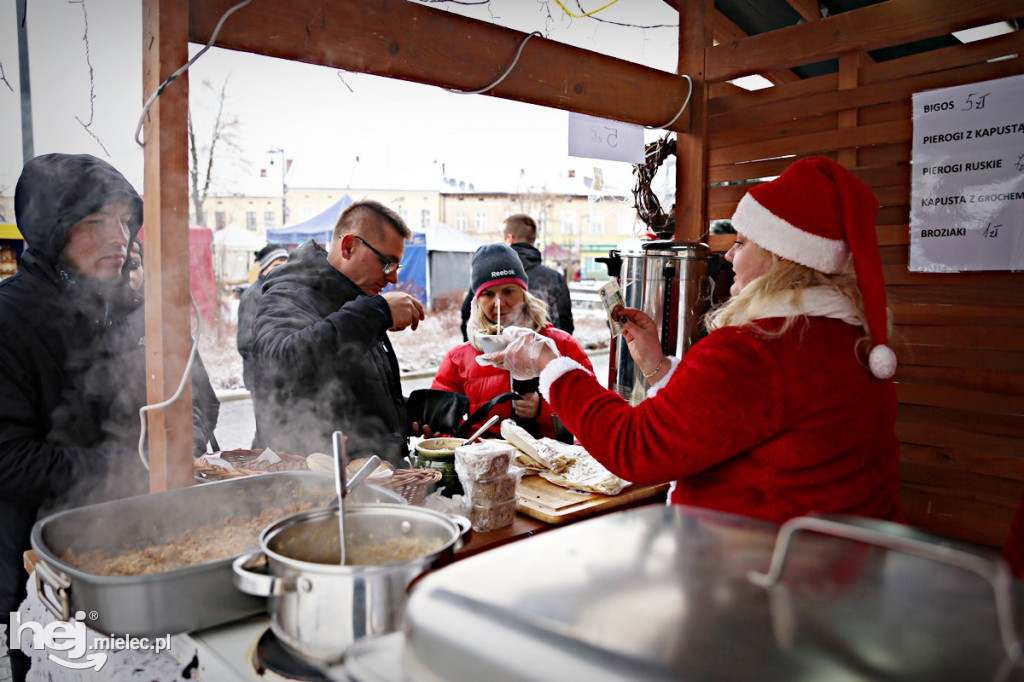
[731,156,896,379]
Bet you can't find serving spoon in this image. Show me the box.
[331,430,348,566]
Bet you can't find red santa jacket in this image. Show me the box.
[432,326,594,439]
[544,317,905,525]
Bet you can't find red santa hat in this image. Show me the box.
[730,156,897,379]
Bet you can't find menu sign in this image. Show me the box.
[910,73,1024,272]
[568,112,644,164]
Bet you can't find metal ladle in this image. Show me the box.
[464,414,500,445]
[331,430,348,566]
[345,454,382,496]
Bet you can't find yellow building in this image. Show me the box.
[196,189,442,240]
[438,170,644,279]
[188,161,648,281]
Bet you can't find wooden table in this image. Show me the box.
[455,494,666,560]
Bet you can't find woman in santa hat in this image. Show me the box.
[485,156,904,524]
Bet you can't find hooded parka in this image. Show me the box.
[0,154,218,622]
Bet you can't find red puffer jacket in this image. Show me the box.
[432,327,594,439]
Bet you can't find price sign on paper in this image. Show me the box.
[568,113,644,164]
[910,73,1024,272]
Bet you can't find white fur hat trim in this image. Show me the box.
[732,193,851,274]
[868,344,897,380]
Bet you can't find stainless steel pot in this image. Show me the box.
[233,503,470,664]
[599,240,715,405]
[29,471,351,637]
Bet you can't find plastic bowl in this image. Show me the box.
[475,333,511,355]
[414,437,466,460]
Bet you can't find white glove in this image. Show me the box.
[475,326,559,380]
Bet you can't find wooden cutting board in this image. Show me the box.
[516,475,670,524]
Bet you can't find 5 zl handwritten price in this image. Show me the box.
[589,126,619,148]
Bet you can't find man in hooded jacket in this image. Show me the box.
[0,154,218,679]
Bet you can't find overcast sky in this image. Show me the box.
[0,0,682,201]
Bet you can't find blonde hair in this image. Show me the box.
[706,248,889,354]
[467,285,550,347]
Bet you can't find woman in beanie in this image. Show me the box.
[485,157,904,525]
[432,243,593,439]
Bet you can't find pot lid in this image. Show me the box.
[402,505,1024,681]
[618,239,710,259]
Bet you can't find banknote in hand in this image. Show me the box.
[598,280,626,336]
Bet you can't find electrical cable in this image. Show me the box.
[134,0,252,147]
[442,27,689,133]
[446,31,543,95]
[647,74,693,130]
[137,292,202,471]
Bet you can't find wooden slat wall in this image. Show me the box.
[702,0,1024,548]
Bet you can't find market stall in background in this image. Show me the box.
[0,223,23,281]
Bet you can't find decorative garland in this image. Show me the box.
[632,134,676,237]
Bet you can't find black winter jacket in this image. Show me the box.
[511,242,574,335]
[0,154,218,621]
[236,274,267,391]
[251,240,408,464]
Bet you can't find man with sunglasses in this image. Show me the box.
[252,200,426,465]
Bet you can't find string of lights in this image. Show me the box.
[552,0,620,19]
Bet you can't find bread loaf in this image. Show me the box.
[500,420,575,472]
[538,452,628,495]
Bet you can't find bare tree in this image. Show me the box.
[188,77,243,227]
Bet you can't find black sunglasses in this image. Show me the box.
[352,235,402,275]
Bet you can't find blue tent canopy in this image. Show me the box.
[390,224,484,306]
[266,195,352,245]
[269,197,481,308]
[391,231,427,303]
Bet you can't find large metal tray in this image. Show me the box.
[30,471,393,637]
[403,506,1024,681]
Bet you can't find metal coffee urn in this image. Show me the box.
[598,240,716,405]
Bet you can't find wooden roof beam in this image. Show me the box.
[786,0,822,23]
[712,9,801,85]
[708,0,1023,81]
[190,0,690,130]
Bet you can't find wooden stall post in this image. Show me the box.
[675,0,712,243]
[142,0,195,492]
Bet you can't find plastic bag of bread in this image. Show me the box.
[454,440,515,482]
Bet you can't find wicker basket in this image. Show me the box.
[195,449,309,481]
[368,468,442,506]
